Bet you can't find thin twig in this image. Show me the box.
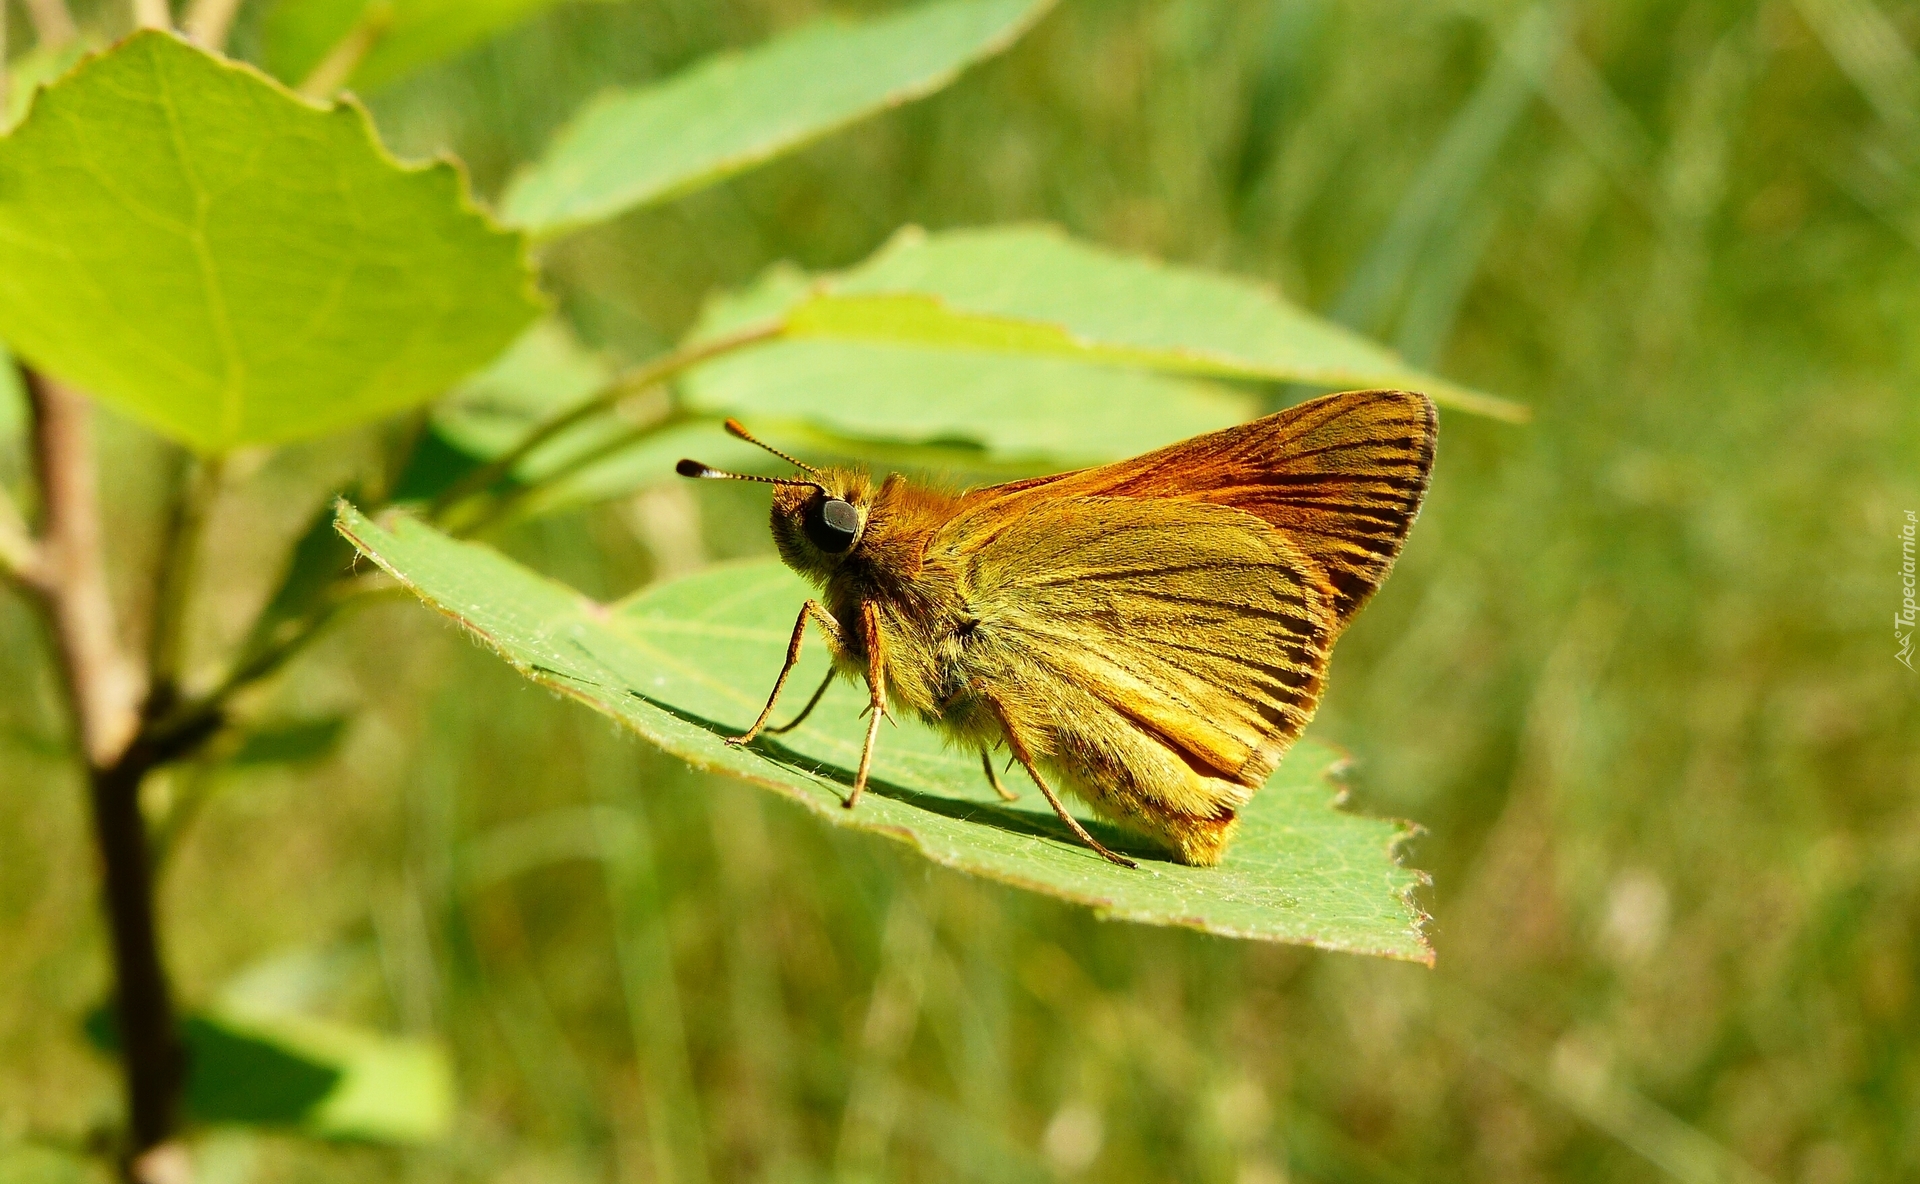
[430,320,783,521]
[146,455,223,716]
[22,0,79,45]
[450,406,698,538]
[25,369,144,766]
[182,0,244,50]
[146,574,401,749]
[296,6,391,99]
[130,0,171,31]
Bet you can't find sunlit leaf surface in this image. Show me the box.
[500,0,1055,236]
[738,226,1525,420]
[263,0,577,94]
[0,32,540,451]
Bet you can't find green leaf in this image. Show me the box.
[337,504,1433,959]
[262,0,581,95]
[676,259,1261,467]
[500,0,1055,236]
[0,32,541,453]
[82,1002,450,1140]
[227,715,350,766]
[236,493,361,668]
[683,341,1258,466]
[752,225,1526,420]
[193,1009,453,1141]
[181,1013,342,1126]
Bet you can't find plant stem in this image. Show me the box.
[89,743,186,1164]
[182,0,244,49]
[296,6,390,100]
[449,406,697,538]
[25,370,144,766]
[22,368,187,1175]
[23,0,78,45]
[130,0,171,30]
[429,320,783,522]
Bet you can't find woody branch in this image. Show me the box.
[16,365,192,1181]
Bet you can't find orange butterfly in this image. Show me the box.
[678,389,1436,867]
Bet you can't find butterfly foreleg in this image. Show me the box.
[734,599,845,747]
[765,668,835,735]
[845,600,888,810]
[983,697,1136,869]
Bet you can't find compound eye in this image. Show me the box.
[806,497,859,553]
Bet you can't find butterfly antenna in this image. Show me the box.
[724,418,820,476]
[674,459,821,488]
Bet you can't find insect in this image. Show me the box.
[676,389,1436,868]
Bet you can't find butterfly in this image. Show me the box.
[677,389,1436,867]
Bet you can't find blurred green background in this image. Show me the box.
[4,0,1919,1181]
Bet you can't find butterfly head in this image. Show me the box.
[677,420,872,578]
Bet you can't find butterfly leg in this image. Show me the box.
[984,700,1136,869]
[734,600,844,747]
[767,668,835,735]
[981,749,1018,801]
[845,601,889,810]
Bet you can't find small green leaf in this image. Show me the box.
[501,0,1055,236]
[227,716,350,766]
[262,0,581,95]
[236,494,361,668]
[752,226,1525,420]
[182,1014,342,1126]
[82,1002,450,1140]
[0,32,541,452]
[189,1009,452,1140]
[337,504,1433,959]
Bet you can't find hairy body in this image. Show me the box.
[682,389,1436,867]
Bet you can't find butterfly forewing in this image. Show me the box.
[938,389,1435,790]
[967,389,1437,627]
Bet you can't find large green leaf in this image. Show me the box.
[262,0,581,95]
[677,259,1261,466]
[337,505,1433,959]
[500,0,1055,237]
[0,32,540,452]
[747,226,1526,420]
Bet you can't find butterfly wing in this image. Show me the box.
[963,388,1437,627]
[938,494,1333,791]
[935,389,1435,790]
